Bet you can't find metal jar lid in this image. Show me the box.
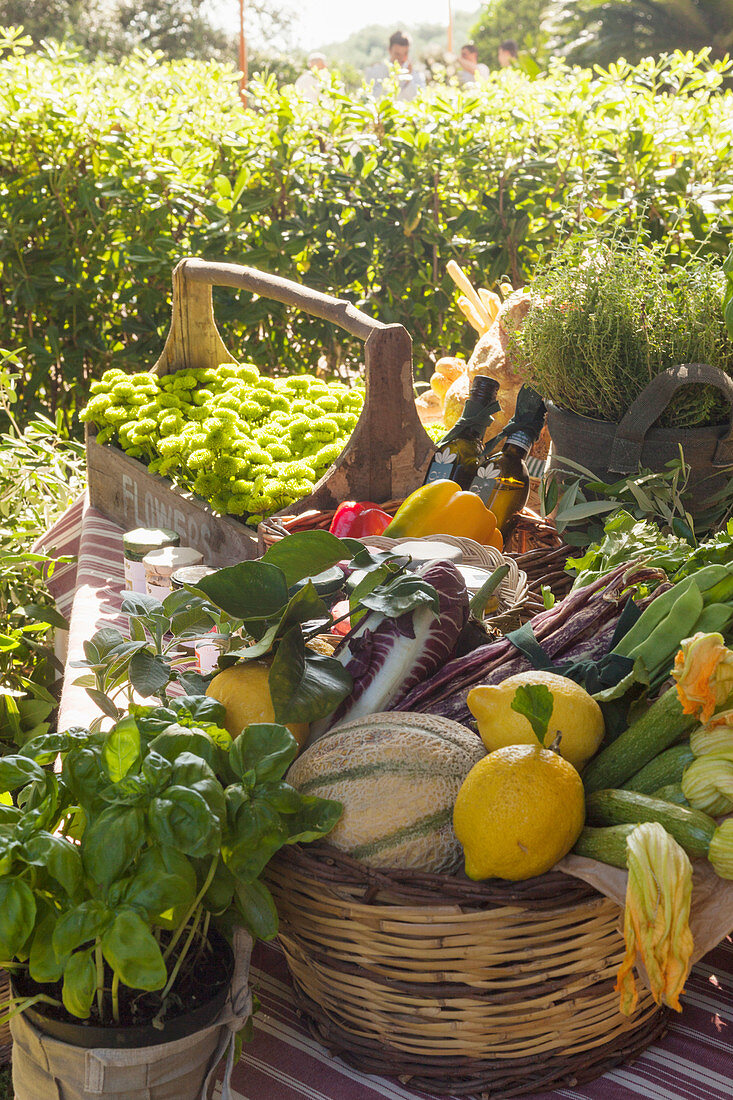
[122,528,180,562]
[171,565,217,590]
[143,546,204,577]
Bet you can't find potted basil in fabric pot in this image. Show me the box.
[0,706,341,1100]
[511,237,733,510]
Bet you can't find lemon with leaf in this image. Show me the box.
[454,681,586,880]
[206,661,309,749]
[467,670,604,772]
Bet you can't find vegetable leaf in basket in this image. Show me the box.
[510,684,554,746]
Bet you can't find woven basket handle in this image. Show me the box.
[608,363,733,473]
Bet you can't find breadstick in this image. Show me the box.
[478,288,501,323]
[447,260,491,328]
[458,295,490,334]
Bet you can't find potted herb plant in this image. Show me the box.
[511,235,733,510]
[2,530,451,1100]
[0,704,341,1100]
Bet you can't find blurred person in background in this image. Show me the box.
[498,39,519,68]
[295,52,328,102]
[458,42,490,85]
[366,30,424,101]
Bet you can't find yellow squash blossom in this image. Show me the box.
[690,710,733,757]
[672,633,733,723]
[681,753,733,817]
[709,819,733,879]
[616,822,694,1016]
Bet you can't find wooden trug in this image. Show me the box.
[86,258,434,565]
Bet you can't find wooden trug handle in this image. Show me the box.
[151,257,434,507]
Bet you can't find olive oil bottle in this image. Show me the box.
[470,385,546,533]
[424,376,501,489]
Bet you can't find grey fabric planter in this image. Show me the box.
[546,363,733,510]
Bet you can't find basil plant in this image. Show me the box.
[0,699,341,1027]
[73,529,439,729]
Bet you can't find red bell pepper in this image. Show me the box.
[329,501,392,538]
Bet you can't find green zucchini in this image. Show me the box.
[586,789,717,859]
[622,743,694,794]
[651,783,690,807]
[573,824,637,868]
[583,688,696,793]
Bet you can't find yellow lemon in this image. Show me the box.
[453,744,585,880]
[467,670,604,772]
[206,662,309,750]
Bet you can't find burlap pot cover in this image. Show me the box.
[11,930,252,1100]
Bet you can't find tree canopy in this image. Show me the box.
[0,0,293,62]
[544,0,733,67]
[470,0,549,67]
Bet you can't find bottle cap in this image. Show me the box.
[481,384,546,456]
[506,430,534,453]
[437,376,501,446]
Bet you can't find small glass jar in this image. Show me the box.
[143,546,204,600]
[123,528,180,594]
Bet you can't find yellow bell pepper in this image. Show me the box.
[384,480,503,549]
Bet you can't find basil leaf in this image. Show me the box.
[29,912,65,983]
[0,879,35,960]
[81,805,145,888]
[103,716,141,782]
[150,786,220,857]
[102,910,167,991]
[229,725,298,784]
[62,946,96,1019]
[235,878,278,941]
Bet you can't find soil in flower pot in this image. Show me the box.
[12,927,234,1049]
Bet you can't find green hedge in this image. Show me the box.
[2,37,733,424]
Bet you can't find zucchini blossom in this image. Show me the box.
[672,632,733,722]
[709,819,733,879]
[616,822,694,1016]
[681,753,733,816]
[690,710,733,757]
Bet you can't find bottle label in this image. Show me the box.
[425,448,459,483]
[470,459,502,503]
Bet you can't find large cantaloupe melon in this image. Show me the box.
[286,712,485,874]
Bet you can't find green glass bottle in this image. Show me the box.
[424,376,501,490]
[470,386,546,534]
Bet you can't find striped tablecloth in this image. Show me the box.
[42,496,733,1100]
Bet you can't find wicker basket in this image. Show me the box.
[259,508,557,632]
[505,509,575,608]
[361,534,530,633]
[260,506,572,601]
[267,844,668,1098]
[258,500,404,548]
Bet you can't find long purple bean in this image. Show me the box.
[398,562,664,714]
[423,620,620,724]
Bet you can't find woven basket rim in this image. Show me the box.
[361,533,530,625]
[272,841,599,911]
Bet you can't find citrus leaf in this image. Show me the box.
[510,683,554,745]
